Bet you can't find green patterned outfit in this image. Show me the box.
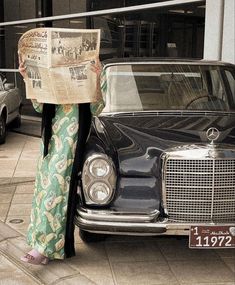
[27,96,105,260]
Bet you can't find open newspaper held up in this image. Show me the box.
[18,27,101,104]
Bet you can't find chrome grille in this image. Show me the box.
[164,158,235,223]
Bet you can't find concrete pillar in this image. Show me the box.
[222,0,235,64]
[0,0,5,68]
[203,0,224,61]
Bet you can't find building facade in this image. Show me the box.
[0,0,234,115]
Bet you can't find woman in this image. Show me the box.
[18,59,105,265]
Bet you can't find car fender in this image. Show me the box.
[0,104,8,123]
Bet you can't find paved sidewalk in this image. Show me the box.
[0,132,234,285]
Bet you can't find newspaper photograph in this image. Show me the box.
[18,27,101,104]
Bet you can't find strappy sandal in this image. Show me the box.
[20,249,49,265]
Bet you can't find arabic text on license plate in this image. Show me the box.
[189,225,235,249]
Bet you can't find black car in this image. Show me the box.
[75,58,235,248]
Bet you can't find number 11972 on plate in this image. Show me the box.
[189,225,235,249]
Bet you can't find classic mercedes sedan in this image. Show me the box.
[75,58,235,248]
[0,73,22,144]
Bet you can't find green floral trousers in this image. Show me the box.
[27,99,104,259]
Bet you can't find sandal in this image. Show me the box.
[20,249,49,265]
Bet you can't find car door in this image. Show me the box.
[0,77,8,113]
[0,76,20,123]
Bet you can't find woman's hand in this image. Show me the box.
[90,58,102,77]
[19,61,27,79]
[90,58,103,101]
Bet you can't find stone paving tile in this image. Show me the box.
[216,249,235,258]
[12,227,29,237]
[11,177,35,184]
[8,203,32,217]
[15,184,35,194]
[0,255,40,285]
[6,215,30,236]
[157,236,220,261]
[0,236,32,260]
[0,150,22,160]
[56,275,97,285]
[0,142,25,151]
[12,193,33,204]
[0,204,10,218]
[20,150,40,160]
[216,249,235,274]
[105,240,167,264]
[180,283,235,285]
[28,260,78,285]
[67,259,115,285]
[0,193,13,203]
[111,261,179,285]
[222,258,235,273]
[0,217,5,222]
[0,161,17,178]
[0,178,11,185]
[169,259,235,284]
[0,221,21,242]
[0,185,16,192]
[74,241,108,262]
[14,160,37,177]
[23,139,41,151]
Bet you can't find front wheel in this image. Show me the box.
[0,115,6,144]
[79,229,106,243]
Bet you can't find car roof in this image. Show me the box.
[102,57,235,68]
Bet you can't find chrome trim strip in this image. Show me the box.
[0,69,19,72]
[75,213,233,236]
[0,0,204,27]
[100,110,235,118]
[211,159,215,221]
[104,61,228,68]
[75,216,167,234]
[77,207,160,222]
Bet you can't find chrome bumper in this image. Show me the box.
[75,207,222,236]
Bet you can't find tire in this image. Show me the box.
[0,115,6,144]
[79,229,106,243]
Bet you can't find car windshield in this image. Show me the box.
[102,63,235,113]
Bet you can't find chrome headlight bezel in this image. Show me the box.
[88,157,111,178]
[82,153,116,205]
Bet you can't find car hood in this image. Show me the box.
[96,113,235,175]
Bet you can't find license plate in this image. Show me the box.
[189,225,235,249]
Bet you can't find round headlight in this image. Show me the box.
[89,158,110,178]
[88,182,111,204]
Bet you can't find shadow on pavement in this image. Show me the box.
[9,117,41,138]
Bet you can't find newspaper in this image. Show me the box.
[18,27,101,104]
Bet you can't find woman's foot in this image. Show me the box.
[20,249,49,265]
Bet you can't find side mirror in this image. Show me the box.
[4,82,15,91]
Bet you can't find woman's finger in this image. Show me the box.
[90,59,102,75]
[19,62,27,78]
